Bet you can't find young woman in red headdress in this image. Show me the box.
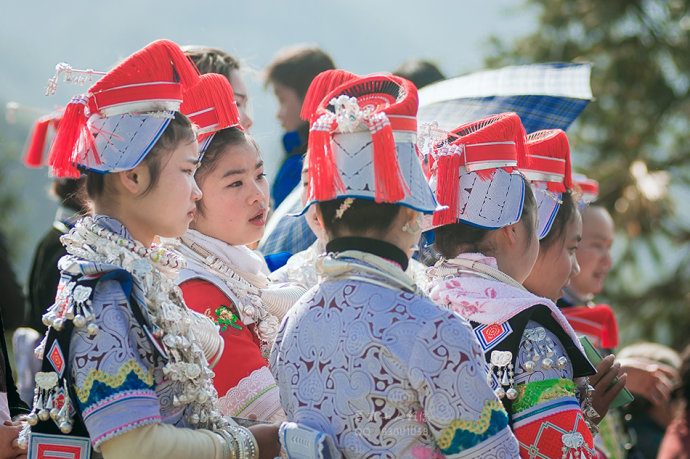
[174,73,305,423]
[23,40,277,459]
[271,74,520,458]
[425,114,616,458]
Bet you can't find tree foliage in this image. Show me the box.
[0,133,24,260]
[487,0,690,348]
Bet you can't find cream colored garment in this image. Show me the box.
[100,423,224,459]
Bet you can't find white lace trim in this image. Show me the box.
[217,366,285,422]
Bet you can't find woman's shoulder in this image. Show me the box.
[179,278,234,310]
[93,277,129,296]
[395,293,478,341]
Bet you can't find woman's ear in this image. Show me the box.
[118,164,150,196]
[313,205,330,239]
[403,206,417,224]
[309,208,323,230]
[500,222,519,247]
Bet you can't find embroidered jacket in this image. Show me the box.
[177,231,285,422]
[179,280,284,421]
[271,244,519,458]
[427,254,597,459]
[35,217,197,451]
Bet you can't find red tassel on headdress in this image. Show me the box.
[368,114,409,203]
[181,73,241,133]
[24,117,52,167]
[300,69,358,122]
[525,129,572,193]
[47,96,92,178]
[432,151,462,226]
[307,114,345,201]
[89,39,199,101]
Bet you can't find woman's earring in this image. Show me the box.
[402,215,423,234]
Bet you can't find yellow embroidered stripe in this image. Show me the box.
[437,400,505,449]
[511,378,576,414]
[74,359,155,403]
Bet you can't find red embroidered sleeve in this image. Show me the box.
[179,279,268,396]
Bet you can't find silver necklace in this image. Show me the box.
[60,217,225,429]
[318,249,424,296]
[432,256,527,291]
[178,236,280,355]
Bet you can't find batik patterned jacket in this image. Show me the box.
[427,254,597,459]
[67,217,195,450]
[271,252,519,458]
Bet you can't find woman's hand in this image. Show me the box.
[0,420,26,459]
[589,354,627,420]
[617,357,678,406]
[248,423,281,459]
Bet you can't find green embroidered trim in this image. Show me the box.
[511,378,576,414]
[232,384,278,416]
[208,305,242,331]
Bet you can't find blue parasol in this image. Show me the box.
[417,63,593,133]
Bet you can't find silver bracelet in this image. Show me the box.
[232,425,259,459]
[216,432,231,459]
[217,429,239,459]
[579,378,600,436]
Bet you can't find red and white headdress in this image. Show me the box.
[47,39,200,177]
[429,112,527,229]
[572,173,599,208]
[523,129,573,239]
[299,69,358,122]
[180,73,241,154]
[298,74,439,215]
[23,109,63,168]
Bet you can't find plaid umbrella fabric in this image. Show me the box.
[418,63,593,133]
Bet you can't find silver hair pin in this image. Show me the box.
[45,62,106,96]
[417,122,451,157]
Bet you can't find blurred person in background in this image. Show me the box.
[26,178,87,334]
[0,232,26,334]
[558,205,616,329]
[657,343,690,459]
[263,44,334,208]
[183,46,254,131]
[259,47,336,266]
[392,59,446,90]
[616,342,680,459]
[0,231,29,459]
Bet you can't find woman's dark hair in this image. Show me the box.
[317,198,403,239]
[183,46,240,80]
[85,112,195,200]
[194,127,260,214]
[53,176,88,213]
[393,59,446,89]
[264,45,335,99]
[434,175,537,259]
[540,190,578,250]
